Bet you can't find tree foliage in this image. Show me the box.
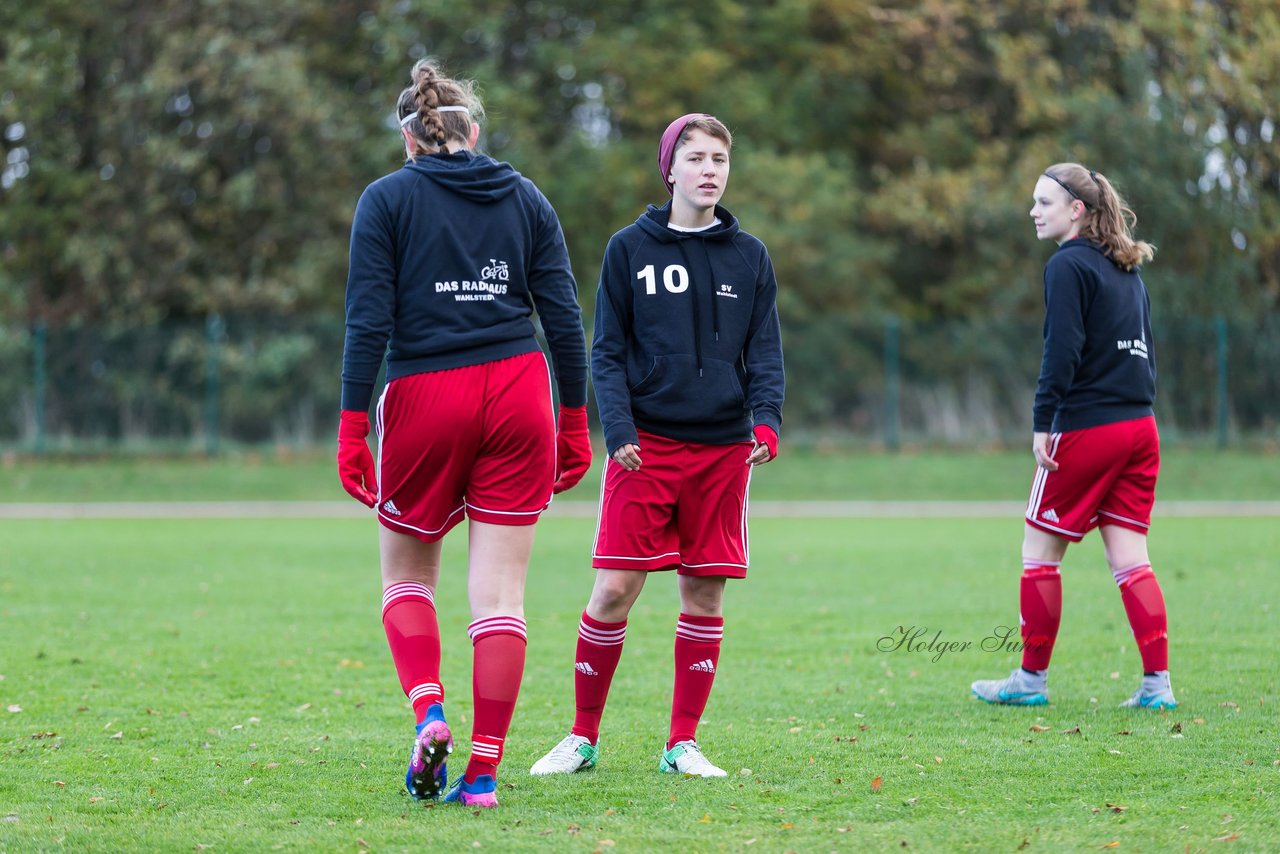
[1,0,1275,433]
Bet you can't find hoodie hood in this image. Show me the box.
[636,202,740,243]
[404,149,523,203]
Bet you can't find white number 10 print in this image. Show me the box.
[636,264,690,295]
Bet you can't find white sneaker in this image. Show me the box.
[529,734,599,775]
[1119,671,1177,709]
[658,740,726,777]
[971,668,1049,705]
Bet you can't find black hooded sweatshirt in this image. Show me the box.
[1034,238,1156,433]
[591,202,784,454]
[341,150,587,412]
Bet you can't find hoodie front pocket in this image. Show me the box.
[630,355,746,424]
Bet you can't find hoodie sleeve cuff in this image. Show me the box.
[341,382,376,414]
[752,408,782,437]
[603,423,641,458]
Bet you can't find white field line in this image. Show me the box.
[0,500,1277,519]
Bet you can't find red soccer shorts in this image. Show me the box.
[375,351,554,542]
[1025,416,1160,541]
[592,430,754,578]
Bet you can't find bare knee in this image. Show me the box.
[678,576,726,617]
[587,570,645,622]
[1100,524,1151,573]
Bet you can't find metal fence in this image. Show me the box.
[0,313,1275,453]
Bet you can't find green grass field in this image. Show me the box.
[2,445,1278,501]
[2,515,1276,852]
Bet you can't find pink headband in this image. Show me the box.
[657,113,712,195]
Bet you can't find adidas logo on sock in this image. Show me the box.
[575,661,598,676]
[688,659,716,673]
[1040,508,1059,523]
[382,499,403,516]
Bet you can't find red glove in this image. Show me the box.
[337,410,378,507]
[752,425,779,461]
[552,405,592,494]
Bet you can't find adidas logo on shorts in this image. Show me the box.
[1040,508,1059,523]
[382,499,403,517]
[688,659,716,673]
[575,661,599,676]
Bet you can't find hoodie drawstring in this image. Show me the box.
[675,240,704,377]
[674,235,724,377]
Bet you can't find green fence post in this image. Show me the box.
[205,314,223,456]
[33,320,46,455]
[884,313,901,452]
[1216,315,1228,449]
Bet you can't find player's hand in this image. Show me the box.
[337,410,379,507]
[552,405,592,494]
[747,425,778,466]
[611,443,642,471]
[1032,431,1058,472]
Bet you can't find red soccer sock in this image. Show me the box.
[381,582,444,723]
[464,615,527,783]
[571,612,627,745]
[1114,563,1168,672]
[1019,561,1062,672]
[669,613,724,750]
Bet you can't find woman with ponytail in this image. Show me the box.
[337,59,591,808]
[972,163,1175,711]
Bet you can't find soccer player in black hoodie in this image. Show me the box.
[972,163,1175,710]
[337,60,591,807]
[531,114,785,779]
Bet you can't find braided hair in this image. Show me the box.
[395,59,484,157]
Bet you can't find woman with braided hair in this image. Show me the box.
[972,163,1175,711]
[337,59,591,807]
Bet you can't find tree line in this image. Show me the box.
[2,0,1276,437]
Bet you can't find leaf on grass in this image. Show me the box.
[1219,702,1239,710]
[1029,725,1052,732]
[1193,718,1206,724]
[1061,726,1082,735]
[788,727,801,733]
[1108,750,1122,756]
[1109,672,1120,679]
[904,797,919,806]
[266,762,279,770]
[871,776,883,793]
[781,823,794,830]
[356,840,369,848]
[243,778,253,785]
[698,814,711,824]
[1106,803,1127,813]
[109,732,123,740]
[296,703,312,712]
[88,797,103,804]
[1214,833,1240,842]
[6,705,22,713]
[1017,839,1030,851]
[933,756,943,764]
[739,768,753,776]
[1170,722,1183,734]
[597,841,616,848]
[1115,730,1132,736]
[54,781,65,787]
[744,840,756,846]
[604,808,616,816]
[1099,842,1120,849]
